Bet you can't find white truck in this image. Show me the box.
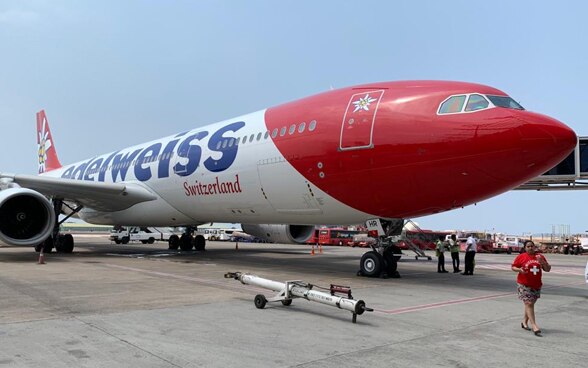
[492,236,524,254]
[109,227,178,244]
[202,228,234,241]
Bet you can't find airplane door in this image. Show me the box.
[257,159,322,215]
[339,90,385,150]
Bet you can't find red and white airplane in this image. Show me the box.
[0,81,577,276]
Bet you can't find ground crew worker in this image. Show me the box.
[449,234,461,273]
[436,235,448,273]
[463,234,477,275]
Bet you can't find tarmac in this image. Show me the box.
[1,236,587,368]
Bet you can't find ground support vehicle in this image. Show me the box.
[109,227,179,245]
[202,228,234,241]
[492,236,524,254]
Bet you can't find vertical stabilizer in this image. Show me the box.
[36,110,62,173]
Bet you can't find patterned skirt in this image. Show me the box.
[517,283,541,304]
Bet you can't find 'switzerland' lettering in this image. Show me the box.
[183,175,242,196]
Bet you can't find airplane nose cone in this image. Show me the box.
[516,111,577,171]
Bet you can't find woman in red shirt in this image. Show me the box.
[511,240,551,336]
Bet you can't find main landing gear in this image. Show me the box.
[35,199,82,254]
[357,219,403,279]
[168,226,206,251]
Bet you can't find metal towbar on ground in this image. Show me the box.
[224,272,372,323]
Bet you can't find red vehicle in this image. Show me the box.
[457,232,495,253]
[398,230,452,250]
[317,228,359,246]
[306,229,320,244]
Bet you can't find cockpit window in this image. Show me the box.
[438,92,522,115]
[464,94,489,112]
[438,95,466,114]
[486,95,524,110]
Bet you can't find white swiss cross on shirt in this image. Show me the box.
[530,265,540,275]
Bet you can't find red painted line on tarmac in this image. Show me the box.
[375,280,585,315]
[375,291,514,315]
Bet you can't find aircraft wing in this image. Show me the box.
[0,172,157,212]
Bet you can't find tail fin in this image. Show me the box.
[36,110,62,174]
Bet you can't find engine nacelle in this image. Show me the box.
[0,188,55,246]
[241,224,315,244]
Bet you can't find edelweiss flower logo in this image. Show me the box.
[38,117,52,173]
[352,94,377,112]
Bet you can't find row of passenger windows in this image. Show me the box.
[82,120,319,174]
[214,119,317,149]
[438,93,524,115]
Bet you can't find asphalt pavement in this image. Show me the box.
[1,236,587,367]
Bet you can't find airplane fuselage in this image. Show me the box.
[41,81,577,227]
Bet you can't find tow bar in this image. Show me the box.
[224,272,373,323]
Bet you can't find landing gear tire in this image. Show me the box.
[359,251,384,278]
[168,235,180,250]
[254,294,267,309]
[180,234,193,251]
[38,237,53,253]
[383,247,401,278]
[55,234,74,253]
[281,299,292,306]
[35,238,54,253]
[62,234,74,253]
[193,235,206,251]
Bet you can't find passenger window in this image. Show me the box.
[280,127,286,136]
[256,132,262,141]
[298,122,306,133]
[264,131,269,139]
[438,95,466,114]
[249,134,254,142]
[465,94,489,112]
[222,140,228,149]
[271,128,278,138]
[289,124,296,135]
[309,120,317,131]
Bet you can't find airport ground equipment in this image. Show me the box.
[224,272,372,323]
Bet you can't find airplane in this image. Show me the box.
[0,80,577,277]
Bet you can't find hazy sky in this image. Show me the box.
[1,1,587,236]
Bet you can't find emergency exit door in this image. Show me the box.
[339,90,385,150]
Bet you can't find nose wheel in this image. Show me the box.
[358,251,384,277]
[357,247,401,278]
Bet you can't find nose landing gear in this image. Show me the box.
[357,219,403,278]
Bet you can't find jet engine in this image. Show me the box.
[0,188,55,246]
[241,224,315,244]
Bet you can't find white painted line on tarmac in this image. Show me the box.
[100,263,268,294]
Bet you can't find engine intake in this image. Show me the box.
[241,224,315,244]
[0,188,55,246]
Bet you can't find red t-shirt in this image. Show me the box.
[512,252,547,289]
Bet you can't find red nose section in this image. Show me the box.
[515,111,577,166]
[266,82,577,219]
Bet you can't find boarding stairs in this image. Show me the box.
[400,220,432,260]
